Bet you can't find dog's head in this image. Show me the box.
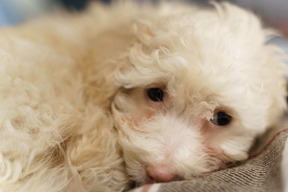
[111,2,288,184]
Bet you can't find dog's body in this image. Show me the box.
[0,4,131,192]
[0,2,287,192]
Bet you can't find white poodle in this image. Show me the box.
[0,1,287,192]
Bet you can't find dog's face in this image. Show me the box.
[111,3,287,184]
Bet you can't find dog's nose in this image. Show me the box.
[146,164,177,183]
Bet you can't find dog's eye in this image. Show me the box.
[147,88,164,102]
[211,111,232,126]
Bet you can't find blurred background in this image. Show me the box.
[0,0,287,52]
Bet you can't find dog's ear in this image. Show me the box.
[80,24,137,109]
[263,36,288,126]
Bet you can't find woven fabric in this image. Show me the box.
[130,128,288,192]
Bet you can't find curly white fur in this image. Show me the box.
[0,1,287,192]
[111,1,288,185]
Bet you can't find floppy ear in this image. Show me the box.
[263,35,288,127]
[80,24,137,109]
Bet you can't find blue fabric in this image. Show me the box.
[0,1,11,26]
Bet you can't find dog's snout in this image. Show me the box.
[146,164,177,183]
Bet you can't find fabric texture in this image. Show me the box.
[130,127,288,192]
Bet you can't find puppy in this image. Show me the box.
[110,1,288,185]
[0,1,287,192]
